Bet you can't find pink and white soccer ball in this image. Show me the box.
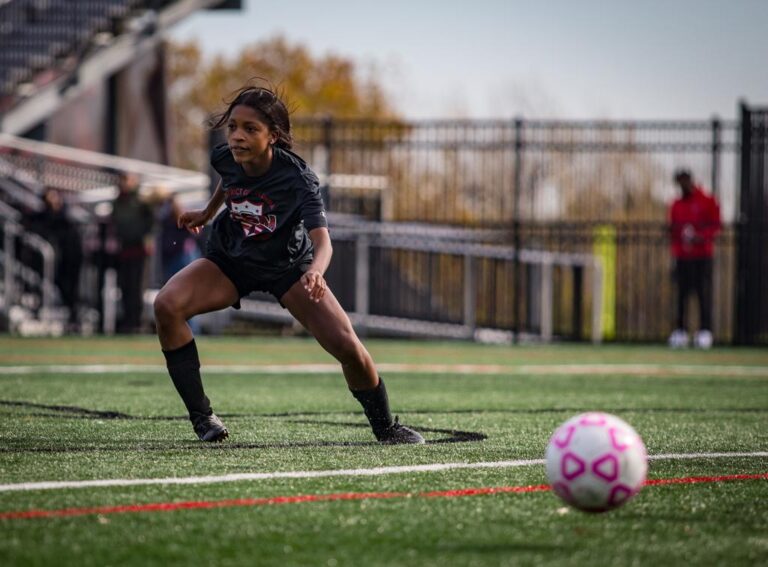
[545,412,647,512]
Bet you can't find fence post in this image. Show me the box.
[572,265,583,340]
[592,225,616,342]
[463,254,476,336]
[540,258,553,342]
[591,260,604,344]
[512,117,524,342]
[734,103,751,345]
[102,269,118,336]
[3,222,17,309]
[711,116,721,199]
[322,115,334,211]
[734,101,768,345]
[355,234,370,337]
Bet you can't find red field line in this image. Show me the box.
[645,473,768,487]
[1,473,765,521]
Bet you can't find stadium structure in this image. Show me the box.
[0,0,237,334]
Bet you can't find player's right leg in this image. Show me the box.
[154,258,239,441]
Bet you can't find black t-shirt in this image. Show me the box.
[207,143,327,276]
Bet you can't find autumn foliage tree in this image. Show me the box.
[166,35,399,170]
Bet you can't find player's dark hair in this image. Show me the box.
[674,168,692,182]
[209,82,293,150]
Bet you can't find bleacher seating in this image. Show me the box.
[0,0,182,112]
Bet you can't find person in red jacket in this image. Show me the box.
[667,169,721,349]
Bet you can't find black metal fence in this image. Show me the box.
[292,118,738,225]
[291,117,748,344]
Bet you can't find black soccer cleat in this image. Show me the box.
[192,412,229,442]
[375,416,425,445]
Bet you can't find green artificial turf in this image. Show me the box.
[0,336,766,566]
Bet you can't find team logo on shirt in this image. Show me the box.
[229,194,277,238]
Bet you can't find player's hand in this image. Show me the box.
[301,270,326,303]
[177,210,209,235]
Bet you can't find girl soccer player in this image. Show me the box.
[153,84,424,445]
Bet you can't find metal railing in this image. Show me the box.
[236,219,605,344]
[0,216,56,319]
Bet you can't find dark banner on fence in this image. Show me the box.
[735,104,768,345]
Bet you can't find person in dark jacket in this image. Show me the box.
[111,172,154,334]
[156,188,202,333]
[158,191,201,284]
[24,188,83,328]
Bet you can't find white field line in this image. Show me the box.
[1,452,766,493]
[0,363,767,377]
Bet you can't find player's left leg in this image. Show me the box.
[283,284,376,390]
[280,282,424,444]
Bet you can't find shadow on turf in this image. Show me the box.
[2,399,764,420]
[0,400,486,452]
[1,399,765,454]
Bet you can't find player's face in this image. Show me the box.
[226,105,277,168]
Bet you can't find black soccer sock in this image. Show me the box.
[351,377,394,435]
[162,339,212,421]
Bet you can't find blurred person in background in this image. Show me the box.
[667,169,721,349]
[111,172,154,334]
[24,187,83,330]
[157,190,202,284]
[154,186,202,333]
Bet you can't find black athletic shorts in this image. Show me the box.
[205,250,311,309]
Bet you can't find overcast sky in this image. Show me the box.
[170,0,768,120]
